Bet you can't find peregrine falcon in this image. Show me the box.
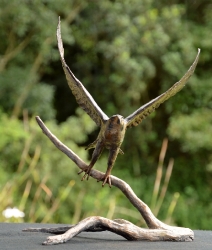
[57,19,200,187]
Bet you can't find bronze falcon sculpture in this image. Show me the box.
[57,19,200,187]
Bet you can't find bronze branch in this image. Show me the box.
[23,116,194,245]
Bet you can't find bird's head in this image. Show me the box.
[110,115,125,124]
[107,115,127,132]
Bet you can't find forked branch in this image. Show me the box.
[23,116,194,245]
[24,216,193,245]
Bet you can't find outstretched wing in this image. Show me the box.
[125,49,200,128]
[57,18,109,127]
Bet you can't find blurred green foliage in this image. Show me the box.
[0,0,212,229]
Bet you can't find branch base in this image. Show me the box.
[23,216,194,245]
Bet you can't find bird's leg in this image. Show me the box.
[102,147,119,187]
[78,140,104,181]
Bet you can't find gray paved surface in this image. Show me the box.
[0,223,212,250]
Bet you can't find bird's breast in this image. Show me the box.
[104,119,126,148]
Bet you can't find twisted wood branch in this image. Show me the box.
[23,116,194,245]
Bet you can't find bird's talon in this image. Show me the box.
[101,175,111,187]
[78,170,83,175]
[78,167,92,181]
[81,174,86,181]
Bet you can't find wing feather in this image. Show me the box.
[126,49,200,128]
[57,18,109,127]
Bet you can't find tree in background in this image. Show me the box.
[0,0,212,229]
